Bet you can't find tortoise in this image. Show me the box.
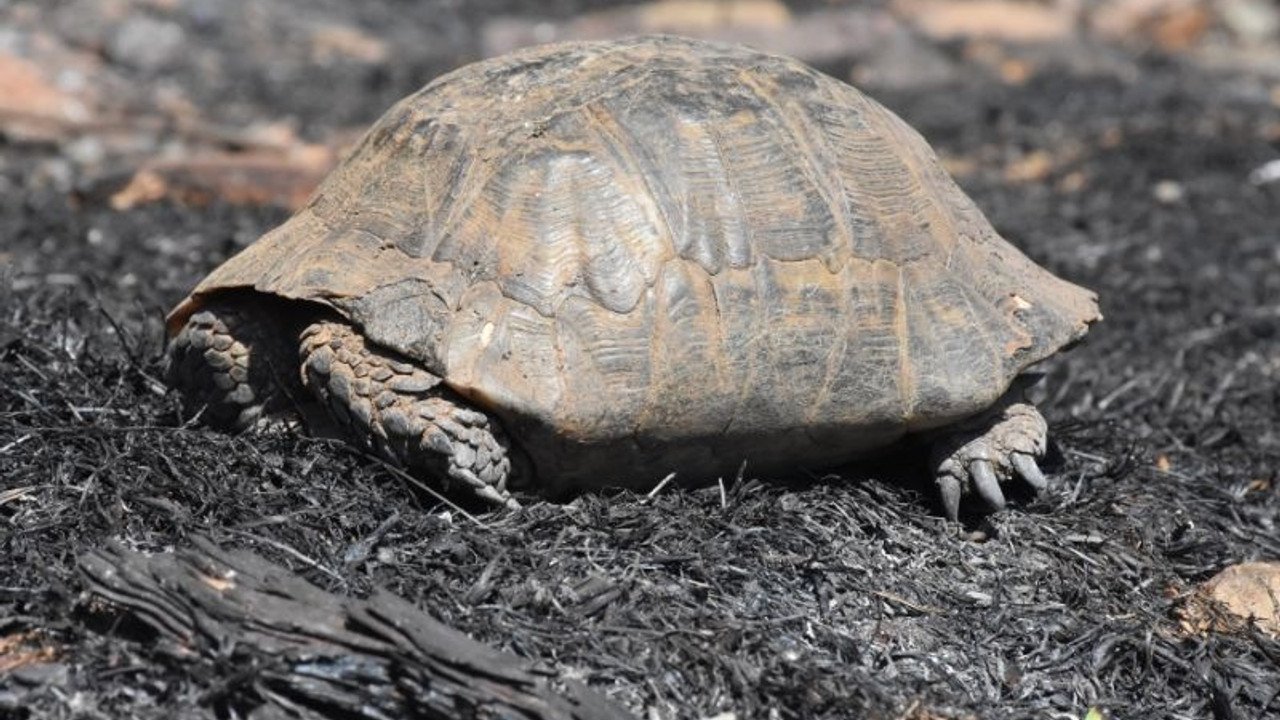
[166,35,1100,519]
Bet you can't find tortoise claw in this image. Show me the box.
[929,397,1049,519]
[476,483,522,510]
[969,459,1005,511]
[938,475,962,522]
[452,466,522,510]
[1011,452,1047,491]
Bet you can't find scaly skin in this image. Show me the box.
[297,321,519,509]
[167,302,520,509]
[165,305,301,431]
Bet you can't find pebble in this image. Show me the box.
[1152,179,1185,204]
[108,16,185,70]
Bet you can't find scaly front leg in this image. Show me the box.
[298,321,521,510]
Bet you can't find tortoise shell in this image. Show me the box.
[169,35,1099,490]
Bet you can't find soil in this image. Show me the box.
[2,1,1279,719]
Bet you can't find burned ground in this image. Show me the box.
[2,1,1279,719]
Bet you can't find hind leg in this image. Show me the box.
[166,302,302,431]
[929,387,1051,521]
[298,321,520,510]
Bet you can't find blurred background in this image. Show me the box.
[1,0,1276,216]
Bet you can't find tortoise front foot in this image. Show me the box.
[166,303,299,432]
[299,321,520,511]
[930,398,1049,521]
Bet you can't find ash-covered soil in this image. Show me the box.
[2,1,1279,719]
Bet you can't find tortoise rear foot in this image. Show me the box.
[298,321,521,510]
[166,303,301,432]
[930,394,1049,521]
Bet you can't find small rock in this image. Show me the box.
[0,50,92,140]
[1203,561,1280,636]
[65,136,106,167]
[482,5,896,67]
[310,23,390,65]
[108,16,185,70]
[1221,0,1280,44]
[1152,179,1185,203]
[10,662,69,687]
[1152,5,1211,50]
[110,144,337,210]
[633,0,792,31]
[1248,159,1280,185]
[1004,150,1054,184]
[963,590,994,607]
[853,30,959,89]
[1058,170,1088,193]
[896,0,1075,42]
[1091,0,1211,51]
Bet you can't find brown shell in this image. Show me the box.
[169,35,1100,490]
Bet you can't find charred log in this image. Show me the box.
[78,537,636,720]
